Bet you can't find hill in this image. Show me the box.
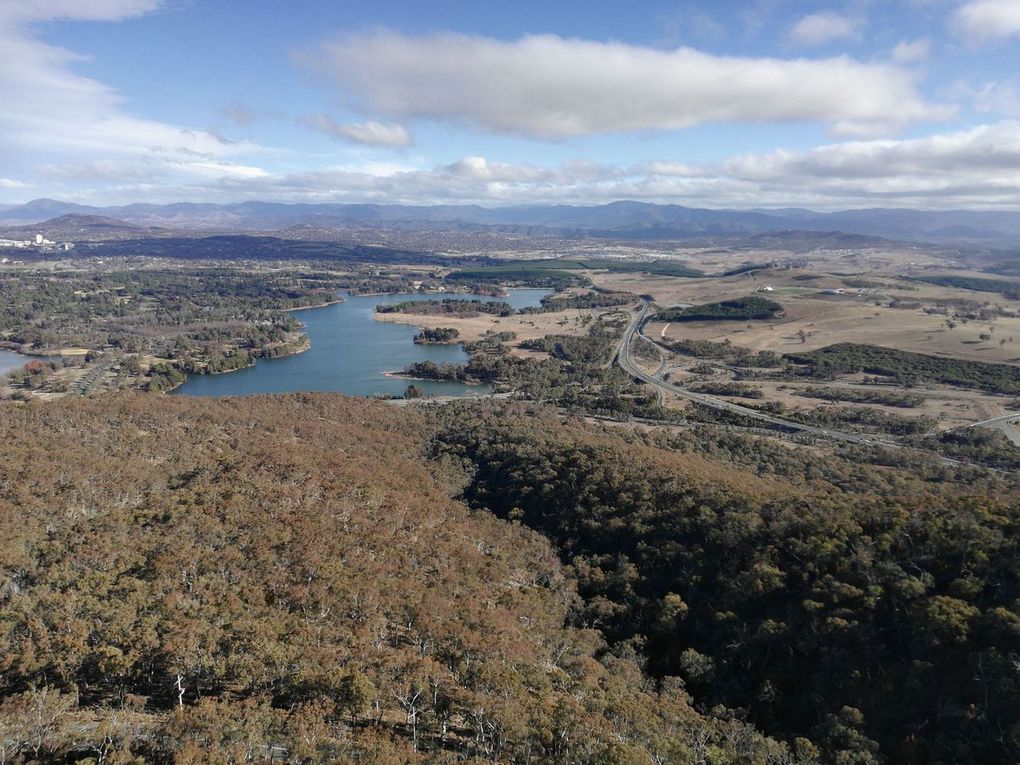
[1,199,1019,244]
[0,393,797,763]
[0,214,154,240]
[1,393,1018,762]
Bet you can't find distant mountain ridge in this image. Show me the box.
[2,198,1019,244]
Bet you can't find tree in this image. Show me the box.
[336,672,376,727]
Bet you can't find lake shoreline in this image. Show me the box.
[167,337,312,393]
[281,298,344,313]
[382,369,488,386]
[175,289,547,398]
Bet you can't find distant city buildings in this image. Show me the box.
[0,235,73,251]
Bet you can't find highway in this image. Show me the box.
[967,413,1020,446]
[615,301,896,447]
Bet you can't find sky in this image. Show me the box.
[1,0,1019,210]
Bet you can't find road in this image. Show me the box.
[616,301,895,447]
[967,413,1020,446]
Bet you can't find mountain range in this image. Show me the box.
[2,198,1019,245]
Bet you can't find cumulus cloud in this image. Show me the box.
[300,114,412,147]
[0,178,28,189]
[717,121,1020,206]
[951,80,1020,116]
[953,0,1020,41]
[93,121,1010,211]
[304,32,947,140]
[789,13,862,46]
[0,0,267,189]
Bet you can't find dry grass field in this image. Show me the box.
[373,306,627,357]
[580,249,1020,431]
[590,265,1020,365]
[374,249,1020,430]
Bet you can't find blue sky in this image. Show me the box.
[1,0,1019,209]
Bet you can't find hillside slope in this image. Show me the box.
[0,394,796,763]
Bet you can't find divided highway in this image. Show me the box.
[615,301,895,447]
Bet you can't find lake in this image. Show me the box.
[174,288,549,398]
[0,349,28,376]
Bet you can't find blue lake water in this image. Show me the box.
[0,349,27,376]
[174,289,549,398]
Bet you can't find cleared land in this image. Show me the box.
[374,305,630,358]
[580,255,1020,433]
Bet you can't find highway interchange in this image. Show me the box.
[617,300,936,450]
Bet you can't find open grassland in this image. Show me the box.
[638,271,1020,366]
[590,253,1020,432]
[375,305,628,358]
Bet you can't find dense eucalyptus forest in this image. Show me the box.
[1,393,1018,763]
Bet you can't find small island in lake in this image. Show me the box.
[413,327,460,344]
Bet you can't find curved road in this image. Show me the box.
[616,301,896,447]
[967,413,1020,446]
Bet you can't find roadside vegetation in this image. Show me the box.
[907,427,1020,470]
[664,337,784,367]
[796,386,926,408]
[685,380,764,398]
[787,342,1020,394]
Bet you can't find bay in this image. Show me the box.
[174,288,549,397]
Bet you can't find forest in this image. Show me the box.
[0,394,805,764]
[431,403,1020,764]
[664,338,784,368]
[656,297,784,322]
[413,327,460,344]
[447,258,703,279]
[908,274,1020,298]
[517,290,637,314]
[0,267,336,361]
[1,393,1017,763]
[444,268,585,290]
[787,342,1020,394]
[796,386,925,408]
[375,299,514,318]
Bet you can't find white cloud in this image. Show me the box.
[304,32,947,140]
[951,80,1020,116]
[640,161,708,178]
[953,0,1020,41]
[0,1,268,189]
[87,121,1013,211]
[300,115,412,147]
[789,13,862,46]
[891,38,932,63]
[716,121,1020,206]
[0,178,28,189]
[0,0,162,23]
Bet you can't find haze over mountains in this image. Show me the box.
[3,199,1020,245]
